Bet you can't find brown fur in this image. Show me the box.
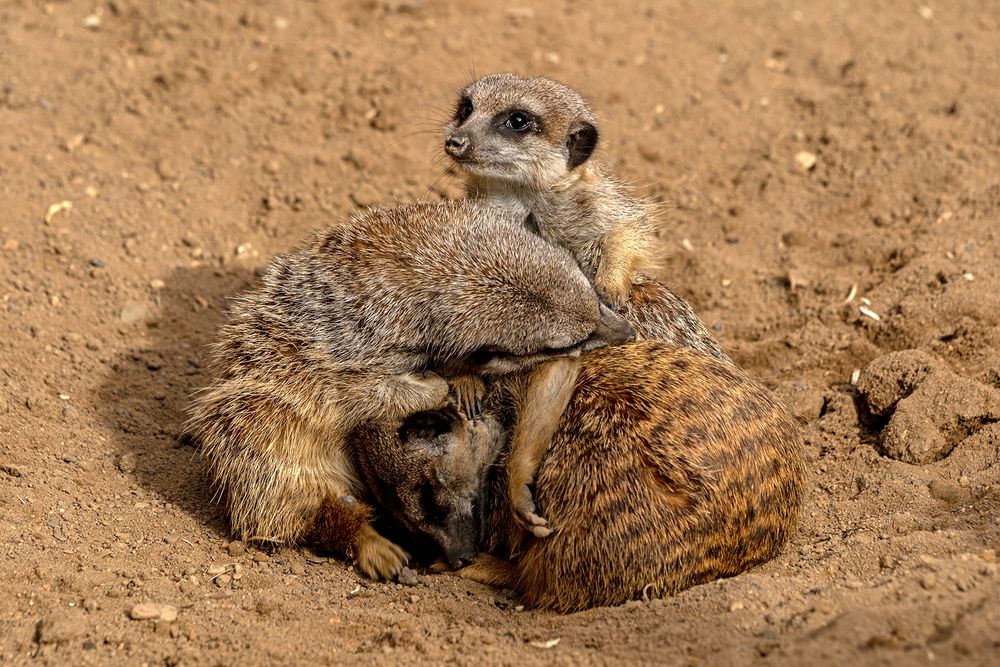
[467,341,805,612]
[185,200,631,579]
[350,407,504,568]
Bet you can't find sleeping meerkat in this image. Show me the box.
[185,200,633,580]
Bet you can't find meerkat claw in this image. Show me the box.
[356,531,410,580]
[512,483,554,538]
[451,375,486,422]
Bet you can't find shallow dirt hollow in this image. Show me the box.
[1,1,999,665]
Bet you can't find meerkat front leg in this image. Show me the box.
[378,371,451,420]
[593,226,647,310]
[507,356,581,538]
[308,495,409,580]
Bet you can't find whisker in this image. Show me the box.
[380,129,440,151]
[422,167,453,202]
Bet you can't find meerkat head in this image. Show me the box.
[351,408,503,569]
[443,73,599,192]
[432,208,635,375]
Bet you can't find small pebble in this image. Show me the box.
[119,302,149,325]
[795,151,817,171]
[227,541,245,557]
[215,574,232,587]
[397,566,419,587]
[129,603,177,622]
[289,564,306,576]
[117,454,137,474]
[63,455,79,464]
[87,258,105,268]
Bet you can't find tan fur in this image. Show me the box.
[504,357,581,537]
[469,341,806,612]
[185,200,631,579]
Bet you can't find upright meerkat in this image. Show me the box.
[444,73,651,310]
[443,73,729,532]
[186,200,632,580]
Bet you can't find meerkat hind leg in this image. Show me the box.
[508,357,581,538]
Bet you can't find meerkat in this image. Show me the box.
[443,73,731,533]
[443,73,652,310]
[185,199,633,580]
[463,340,805,612]
[350,406,504,569]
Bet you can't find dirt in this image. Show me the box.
[1,0,999,664]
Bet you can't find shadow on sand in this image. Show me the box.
[95,264,257,537]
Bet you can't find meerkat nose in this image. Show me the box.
[445,133,471,159]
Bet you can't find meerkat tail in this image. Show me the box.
[456,554,518,589]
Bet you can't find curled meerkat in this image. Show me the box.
[185,200,632,579]
[465,340,805,612]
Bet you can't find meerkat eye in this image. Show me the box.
[505,111,534,132]
[455,97,474,124]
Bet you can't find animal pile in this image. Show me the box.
[186,74,805,612]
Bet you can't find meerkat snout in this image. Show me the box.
[587,304,636,349]
[445,133,471,160]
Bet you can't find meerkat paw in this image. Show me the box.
[512,484,553,538]
[594,264,633,312]
[594,281,630,312]
[393,371,450,414]
[355,527,410,580]
[450,375,485,421]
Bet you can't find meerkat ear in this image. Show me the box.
[399,409,458,450]
[566,121,598,169]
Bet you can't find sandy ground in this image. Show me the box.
[2,0,999,664]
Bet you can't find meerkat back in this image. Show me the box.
[473,340,805,612]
